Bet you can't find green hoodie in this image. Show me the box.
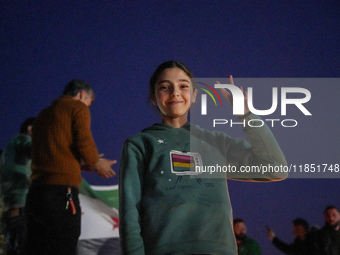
[119,113,287,255]
[0,133,32,210]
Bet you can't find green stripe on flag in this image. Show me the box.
[79,179,119,209]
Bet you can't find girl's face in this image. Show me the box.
[151,67,197,123]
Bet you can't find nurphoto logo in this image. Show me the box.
[195,78,312,128]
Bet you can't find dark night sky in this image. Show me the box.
[1,1,339,254]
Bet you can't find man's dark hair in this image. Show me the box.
[20,117,35,134]
[63,79,93,97]
[324,205,339,214]
[293,218,309,232]
[233,218,245,225]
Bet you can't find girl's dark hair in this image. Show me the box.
[149,61,195,96]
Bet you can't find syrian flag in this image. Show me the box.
[78,179,119,240]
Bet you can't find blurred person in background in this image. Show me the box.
[315,205,340,255]
[267,218,315,255]
[234,218,262,255]
[0,117,35,255]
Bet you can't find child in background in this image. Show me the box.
[119,61,287,255]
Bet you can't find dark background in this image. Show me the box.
[1,1,339,254]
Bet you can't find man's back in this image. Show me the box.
[26,79,115,255]
[31,95,99,188]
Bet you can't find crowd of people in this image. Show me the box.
[0,61,338,255]
[234,206,340,255]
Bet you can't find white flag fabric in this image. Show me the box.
[79,193,119,240]
[77,180,121,254]
[79,179,119,240]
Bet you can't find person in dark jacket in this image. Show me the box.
[315,205,340,255]
[267,218,315,255]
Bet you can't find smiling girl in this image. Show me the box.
[119,61,287,255]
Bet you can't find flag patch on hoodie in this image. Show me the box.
[170,150,203,176]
